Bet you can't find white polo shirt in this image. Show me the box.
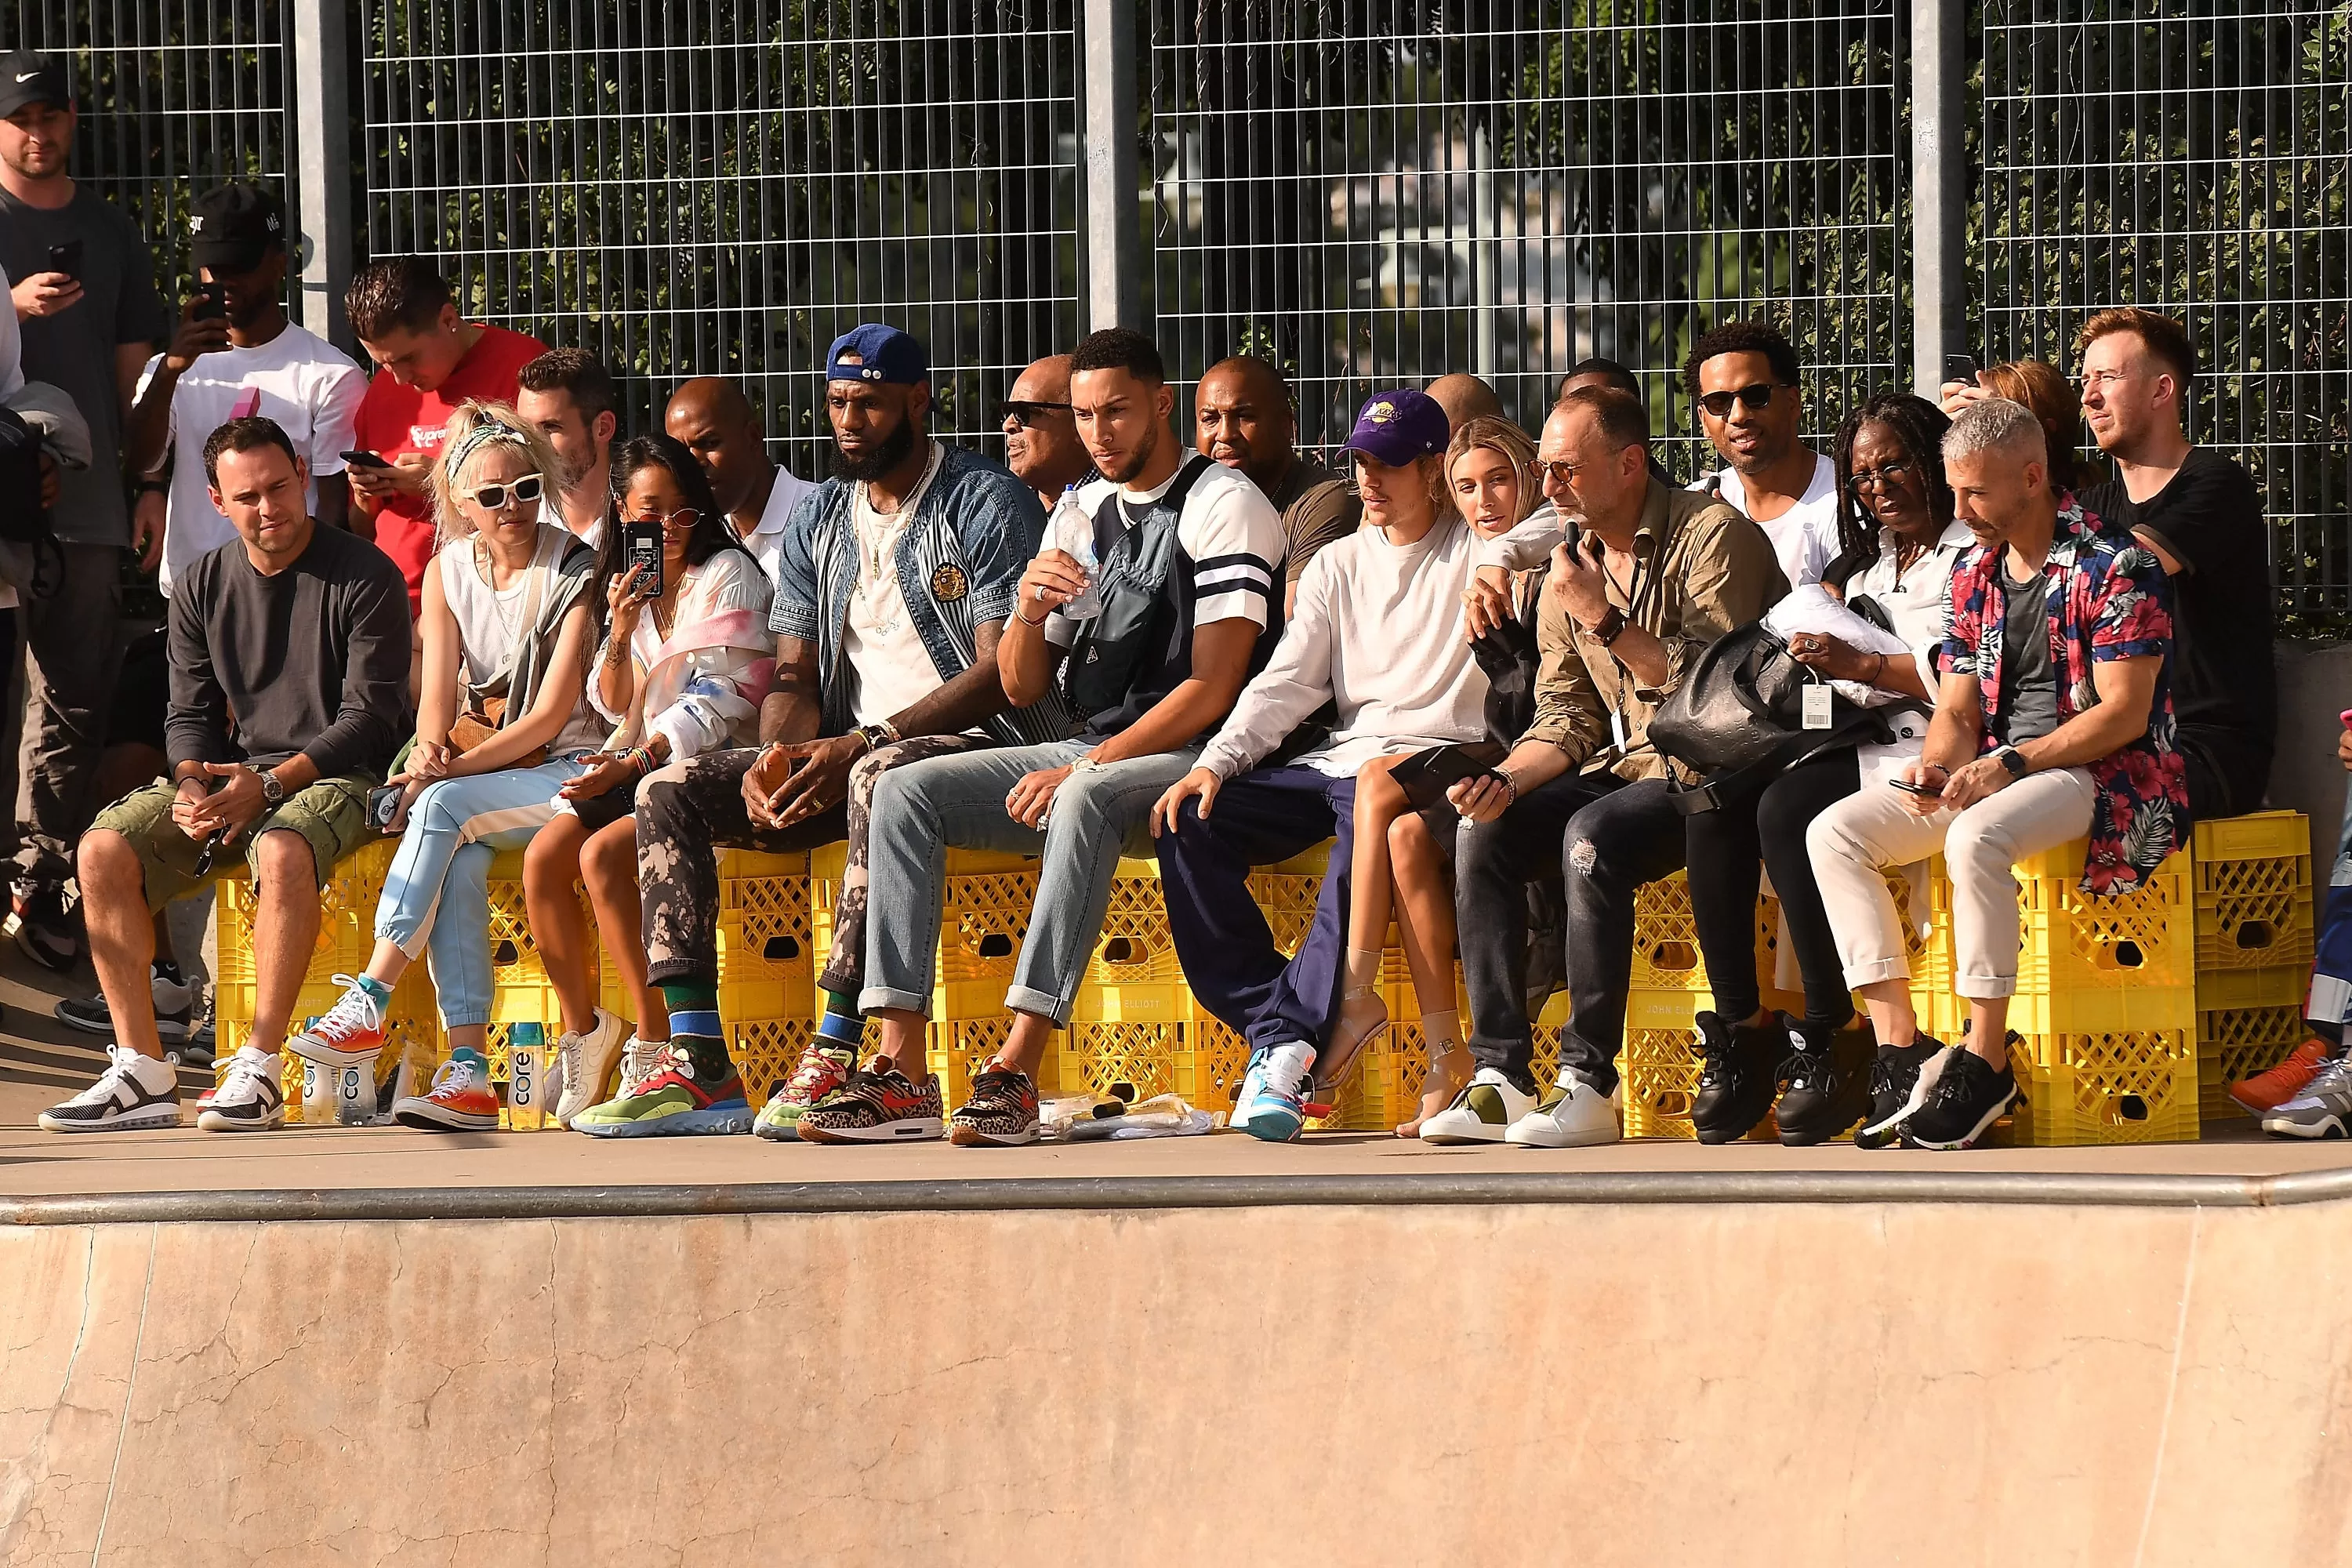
[739,463,819,584]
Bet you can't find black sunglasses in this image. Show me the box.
[998,400,1073,429]
[1696,382,1789,419]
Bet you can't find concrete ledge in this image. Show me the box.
[16,1161,2352,1225]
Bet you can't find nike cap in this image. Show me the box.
[0,53,71,120]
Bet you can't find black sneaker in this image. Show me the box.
[1902,1040,2020,1151]
[55,963,196,1044]
[1690,1010,1780,1145]
[949,1065,1042,1147]
[13,881,82,973]
[1773,1015,1873,1146]
[37,1044,183,1133]
[1853,1035,1950,1149]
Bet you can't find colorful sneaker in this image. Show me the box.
[2231,1040,2330,1116]
[552,1007,627,1128]
[572,1043,754,1138]
[393,1054,502,1131]
[753,1042,857,1140]
[1418,1067,1536,1145]
[2262,1054,2352,1140]
[197,1046,286,1132]
[287,975,388,1069]
[796,1067,945,1144]
[38,1044,181,1133]
[949,1065,1042,1147]
[1232,1043,1315,1143]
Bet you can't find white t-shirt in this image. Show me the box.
[739,463,818,584]
[137,321,365,595]
[539,489,607,552]
[0,264,20,401]
[1693,451,1842,588]
[1197,514,1488,780]
[841,441,946,727]
[1044,457,1285,651]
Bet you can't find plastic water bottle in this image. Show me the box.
[508,1022,546,1131]
[1049,485,1102,621]
[335,1059,372,1126]
[299,1018,321,1125]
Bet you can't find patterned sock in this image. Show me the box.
[816,991,863,1050]
[660,979,720,1015]
[675,1032,735,1085]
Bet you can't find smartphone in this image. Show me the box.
[1942,352,1980,389]
[622,521,664,600]
[45,240,81,281]
[191,285,226,322]
[339,449,392,469]
[1889,777,1944,798]
[367,783,405,833]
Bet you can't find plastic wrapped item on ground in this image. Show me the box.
[1062,1092,1218,1141]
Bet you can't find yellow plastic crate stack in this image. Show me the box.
[1937,842,2199,1147]
[2188,811,2314,1122]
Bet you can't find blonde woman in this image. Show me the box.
[285,400,610,1131]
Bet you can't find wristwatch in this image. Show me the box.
[1584,604,1628,646]
[1069,753,1106,775]
[854,720,902,755]
[256,766,285,808]
[1996,746,2030,779]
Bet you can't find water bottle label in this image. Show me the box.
[510,1043,540,1129]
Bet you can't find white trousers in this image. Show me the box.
[1806,769,2097,999]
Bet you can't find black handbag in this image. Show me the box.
[1646,619,1912,814]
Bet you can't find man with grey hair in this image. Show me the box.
[1804,396,2187,1152]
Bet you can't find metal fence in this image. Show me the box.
[1980,1,2352,628]
[3,0,294,307]
[358,0,1083,479]
[1145,0,1911,476]
[13,0,2352,614]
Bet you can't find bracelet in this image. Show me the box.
[1013,600,1050,627]
[1868,652,1887,684]
[1494,768,1519,806]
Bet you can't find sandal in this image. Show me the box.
[1395,1044,1474,1138]
[1312,985,1391,1102]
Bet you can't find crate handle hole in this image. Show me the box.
[1105,1080,1137,1104]
[491,939,520,967]
[2114,1093,2150,1123]
[975,932,1015,959]
[762,935,802,961]
[2111,940,2145,969]
[2235,920,2276,951]
[1650,941,1697,971]
[1100,936,1143,966]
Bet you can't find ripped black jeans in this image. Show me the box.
[1457,773,1685,1095]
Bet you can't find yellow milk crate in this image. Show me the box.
[481,848,590,1029]
[2196,1004,2303,1123]
[1051,1018,1242,1115]
[1926,982,2195,1044]
[1613,986,1781,1142]
[2194,963,2307,1013]
[1991,1028,2198,1147]
[2190,811,2314,974]
[710,848,815,1022]
[1925,844,2193,1000]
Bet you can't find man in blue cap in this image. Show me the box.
[797,326,1285,1146]
[594,322,1065,1138]
[1152,386,1494,1141]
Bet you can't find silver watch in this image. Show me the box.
[256,766,285,808]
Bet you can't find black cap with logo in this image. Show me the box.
[191,183,287,274]
[0,52,70,119]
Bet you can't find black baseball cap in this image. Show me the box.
[191,183,286,274]
[0,53,70,119]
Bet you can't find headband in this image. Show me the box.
[444,417,533,482]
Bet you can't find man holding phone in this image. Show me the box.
[343,255,545,613]
[127,183,365,596]
[0,50,172,971]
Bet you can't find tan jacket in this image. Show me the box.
[1523,477,1789,781]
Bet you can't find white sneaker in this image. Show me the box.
[1419,1068,1536,1145]
[198,1046,286,1133]
[38,1044,182,1133]
[615,1036,662,1101]
[1505,1071,1622,1148]
[1233,1043,1316,1142]
[554,1008,626,1128]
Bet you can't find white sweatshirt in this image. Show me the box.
[1196,513,1490,780]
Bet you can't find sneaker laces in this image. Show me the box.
[65,1044,154,1108]
[314,975,385,1040]
[216,1051,277,1105]
[2285,1054,2352,1107]
[429,1055,485,1095]
[785,1043,847,1096]
[618,1036,664,1096]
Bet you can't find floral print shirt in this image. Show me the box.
[1936,492,2187,896]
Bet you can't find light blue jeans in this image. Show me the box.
[374,754,591,1027]
[859,740,1203,1025]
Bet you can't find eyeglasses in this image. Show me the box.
[1535,459,1584,488]
[630,507,699,529]
[997,400,1073,430]
[1847,460,1918,494]
[468,474,544,510]
[1696,382,1788,419]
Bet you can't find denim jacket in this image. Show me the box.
[769,442,1074,746]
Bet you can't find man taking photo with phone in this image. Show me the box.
[0,50,171,971]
